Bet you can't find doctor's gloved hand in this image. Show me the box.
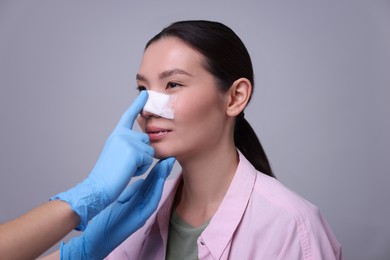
[51,91,154,230]
[60,157,175,260]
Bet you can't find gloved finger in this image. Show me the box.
[137,175,167,218]
[134,164,151,177]
[105,133,154,159]
[149,157,176,180]
[117,179,144,203]
[128,131,150,144]
[117,160,176,232]
[133,148,154,176]
[138,157,176,197]
[138,158,154,177]
[127,138,154,157]
[115,91,148,130]
[142,178,165,215]
[111,130,150,145]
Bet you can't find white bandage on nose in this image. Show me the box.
[143,90,176,119]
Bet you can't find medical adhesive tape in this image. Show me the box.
[143,90,176,119]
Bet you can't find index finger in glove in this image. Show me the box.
[133,159,175,218]
[117,179,144,203]
[139,157,176,199]
[116,91,148,130]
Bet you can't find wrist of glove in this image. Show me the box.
[50,178,109,231]
[59,157,175,260]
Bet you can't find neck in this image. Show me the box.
[174,141,239,227]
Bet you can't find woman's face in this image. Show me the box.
[136,37,230,160]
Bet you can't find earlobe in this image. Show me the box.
[226,78,252,117]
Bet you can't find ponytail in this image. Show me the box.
[234,114,275,178]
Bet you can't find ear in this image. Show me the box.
[226,78,252,117]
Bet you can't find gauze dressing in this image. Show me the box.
[143,90,176,119]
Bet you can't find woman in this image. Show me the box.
[107,20,342,259]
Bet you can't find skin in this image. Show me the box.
[136,37,251,226]
[0,200,78,260]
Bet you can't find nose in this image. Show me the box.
[140,109,161,119]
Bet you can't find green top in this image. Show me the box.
[166,211,210,260]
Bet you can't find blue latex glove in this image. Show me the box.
[51,91,154,230]
[60,157,175,260]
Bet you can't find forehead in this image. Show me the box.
[139,37,205,75]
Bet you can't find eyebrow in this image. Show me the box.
[136,69,193,83]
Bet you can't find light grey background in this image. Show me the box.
[1,1,389,259]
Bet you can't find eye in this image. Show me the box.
[166,82,183,89]
[137,85,147,92]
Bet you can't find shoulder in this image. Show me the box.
[253,173,319,219]
[245,173,342,259]
[250,173,325,242]
[235,153,341,258]
[237,152,320,220]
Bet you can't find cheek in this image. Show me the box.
[174,92,224,124]
[174,98,207,120]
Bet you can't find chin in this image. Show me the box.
[153,149,176,160]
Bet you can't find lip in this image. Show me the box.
[145,126,172,141]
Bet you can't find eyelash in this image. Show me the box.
[137,82,183,92]
[137,85,147,92]
[166,82,183,89]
